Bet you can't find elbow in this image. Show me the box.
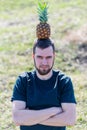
[12,111,21,126]
[68,119,76,126]
[68,116,76,126]
[13,116,20,126]
[13,118,20,126]
[67,110,76,126]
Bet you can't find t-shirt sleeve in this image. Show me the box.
[11,74,27,102]
[60,76,76,104]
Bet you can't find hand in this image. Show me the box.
[48,107,62,119]
[50,107,62,117]
[57,107,62,114]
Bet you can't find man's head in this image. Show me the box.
[33,39,55,54]
[33,39,55,75]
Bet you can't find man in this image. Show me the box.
[11,39,76,130]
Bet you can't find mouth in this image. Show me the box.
[40,65,49,69]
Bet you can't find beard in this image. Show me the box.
[34,60,54,75]
[36,66,52,75]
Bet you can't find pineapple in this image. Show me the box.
[36,1,51,39]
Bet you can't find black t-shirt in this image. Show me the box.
[11,70,76,130]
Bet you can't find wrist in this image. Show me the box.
[57,107,62,114]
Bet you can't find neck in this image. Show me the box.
[36,70,53,80]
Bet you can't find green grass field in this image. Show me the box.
[0,0,87,130]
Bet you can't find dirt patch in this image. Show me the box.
[63,24,87,68]
[74,43,87,64]
[64,24,87,44]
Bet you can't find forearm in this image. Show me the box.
[40,110,76,126]
[13,107,59,126]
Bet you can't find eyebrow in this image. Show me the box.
[36,55,53,58]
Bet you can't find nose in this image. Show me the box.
[42,58,47,65]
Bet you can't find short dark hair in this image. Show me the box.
[33,39,55,54]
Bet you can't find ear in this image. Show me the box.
[32,54,35,59]
[53,52,55,57]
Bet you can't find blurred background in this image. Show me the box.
[0,0,87,130]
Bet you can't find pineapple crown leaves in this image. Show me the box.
[37,1,48,23]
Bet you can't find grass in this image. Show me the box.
[0,0,87,130]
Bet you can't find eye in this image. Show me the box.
[37,56,43,59]
[46,56,52,59]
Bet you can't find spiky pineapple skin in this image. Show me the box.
[36,1,51,39]
[36,23,51,39]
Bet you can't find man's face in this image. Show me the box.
[33,46,55,75]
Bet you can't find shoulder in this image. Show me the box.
[53,70,72,85]
[53,69,69,78]
[16,72,31,84]
[19,72,29,78]
[19,71,33,79]
[18,70,36,81]
[14,71,33,89]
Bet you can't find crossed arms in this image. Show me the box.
[12,101,76,126]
